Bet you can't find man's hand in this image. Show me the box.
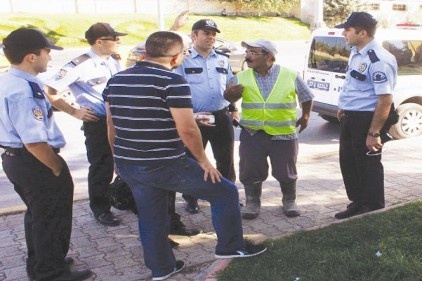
[337,109,345,121]
[197,159,222,183]
[224,83,243,103]
[194,112,215,127]
[296,116,309,133]
[366,135,383,152]
[170,10,189,31]
[72,107,100,122]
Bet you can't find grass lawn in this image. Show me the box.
[218,201,422,281]
[0,13,311,47]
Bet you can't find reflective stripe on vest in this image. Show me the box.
[238,67,297,135]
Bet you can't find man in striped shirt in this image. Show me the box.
[104,31,266,281]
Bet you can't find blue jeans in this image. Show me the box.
[116,156,244,277]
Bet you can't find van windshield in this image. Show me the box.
[308,36,350,73]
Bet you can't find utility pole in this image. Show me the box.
[157,0,165,30]
[312,0,325,30]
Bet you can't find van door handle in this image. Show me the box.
[335,75,346,79]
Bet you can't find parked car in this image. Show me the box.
[126,37,247,73]
[303,27,422,139]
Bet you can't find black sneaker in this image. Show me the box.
[215,242,267,259]
[152,260,185,281]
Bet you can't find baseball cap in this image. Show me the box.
[334,12,377,29]
[191,19,221,33]
[2,28,63,51]
[85,22,128,41]
[241,39,278,56]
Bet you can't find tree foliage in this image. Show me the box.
[324,0,367,27]
[216,0,300,16]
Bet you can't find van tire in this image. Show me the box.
[320,114,339,123]
[389,103,422,139]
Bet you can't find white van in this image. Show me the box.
[303,27,422,139]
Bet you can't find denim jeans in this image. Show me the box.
[116,156,244,278]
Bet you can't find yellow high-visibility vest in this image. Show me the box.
[238,67,297,135]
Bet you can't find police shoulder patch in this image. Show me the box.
[32,106,44,121]
[373,71,388,83]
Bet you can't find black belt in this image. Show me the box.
[4,147,60,156]
[212,107,229,115]
[343,110,373,117]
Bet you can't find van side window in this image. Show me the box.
[382,40,422,75]
[308,36,350,73]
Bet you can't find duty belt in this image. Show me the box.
[3,147,60,156]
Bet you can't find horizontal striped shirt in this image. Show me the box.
[103,61,192,165]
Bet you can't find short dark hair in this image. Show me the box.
[145,31,183,58]
[3,48,41,64]
[354,25,376,38]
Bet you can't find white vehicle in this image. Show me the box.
[304,27,422,139]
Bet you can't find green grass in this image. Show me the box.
[218,201,422,281]
[0,13,311,47]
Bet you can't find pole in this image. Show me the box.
[157,0,165,30]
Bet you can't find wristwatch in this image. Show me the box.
[368,132,381,137]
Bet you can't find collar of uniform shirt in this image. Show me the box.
[87,49,114,68]
[189,47,217,59]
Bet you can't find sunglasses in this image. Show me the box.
[99,36,120,42]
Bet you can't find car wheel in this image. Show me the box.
[389,103,422,139]
[319,114,339,123]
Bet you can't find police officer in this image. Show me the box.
[174,19,238,214]
[0,28,92,281]
[45,23,128,226]
[334,12,398,219]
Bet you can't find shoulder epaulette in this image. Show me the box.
[368,49,380,63]
[111,53,122,60]
[215,50,230,58]
[71,54,90,66]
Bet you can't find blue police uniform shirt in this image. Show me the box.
[339,39,397,111]
[0,67,66,148]
[174,47,233,113]
[44,49,121,116]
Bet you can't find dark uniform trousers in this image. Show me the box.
[1,149,74,281]
[183,108,236,202]
[83,117,114,217]
[339,111,385,210]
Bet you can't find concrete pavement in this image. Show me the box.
[1,114,421,280]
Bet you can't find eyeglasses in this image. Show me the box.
[245,50,267,56]
[99,36,120,42]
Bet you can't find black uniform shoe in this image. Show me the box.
[27,257,76,280]
[185,200,199,214]
[96,212,120,226]
[335,202,362,219]
[64,257,74,266]
[52,269,93,281]
[170,226,200,236]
